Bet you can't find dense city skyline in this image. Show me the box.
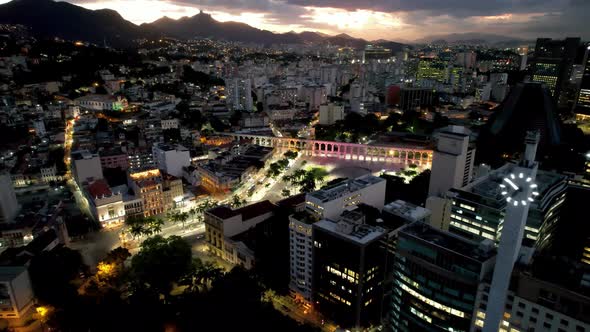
[0,1,589,331]
[1,0,587,41]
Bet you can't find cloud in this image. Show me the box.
[67,0,590,40]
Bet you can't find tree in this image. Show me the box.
[28,247,87,307]
[125,215,164,238]
[281,189,291,197]
[231,195,245,208]
[180,259,225,294]
[283,150,298,160]
[103,247,131,267]
[131,235,193,301]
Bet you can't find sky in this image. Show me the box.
[8,0,590,41]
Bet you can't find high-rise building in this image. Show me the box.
[428,126,475,197]
[446,163,566,245]
[288,211,316,303]
[456,51,477,69]
[575,44,590,118]
[301,84,327,110]
[318,103,344,125]
[399,87,435,111]
[531,37,581,107]
[389,222,496,332]
[483,131,540,332]
[0,174,18,223]
[305,175,386,220]
[474,271,590,332]
[416,58,448,83]
[312,210,387,329]
[225,78,253,111]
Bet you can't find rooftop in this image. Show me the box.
[400,222,496,263]
[207,200,276,221]
[314,217,385,245]
[383,200,431,222]
[71,149,97,160]
[307,175,384,203]
[455,163,566,206]
[87,179,113,198]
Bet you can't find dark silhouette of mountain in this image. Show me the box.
[0,0,408,50]
[296,31,326,43]
[416,32,527,45]
[141,11,302,45]
[0,0,145,47]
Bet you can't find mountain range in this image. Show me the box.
[415,32,531,46]
[0,0,406,51]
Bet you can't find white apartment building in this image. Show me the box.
[152,143,191,178]
[319,103,345,125]
[428,126,475,197]
[288,212,315,302]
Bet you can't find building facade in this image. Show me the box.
[390,222,496,332]
[312,211,387,329]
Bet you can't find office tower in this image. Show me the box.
[318,103,344,125]
[390,222,496,332]
[225,78,253,111]
[305,175,386,220]
[483,131,540,332]
[312,210,387,329]
[416,58,448,83]
[71,150,104,185]
[0,174,18,223]
[428,126,475,197]
[447,163,566,245]
[398,87,435,111]
[531,37,581,107]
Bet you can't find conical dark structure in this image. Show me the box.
[477,82,562,166]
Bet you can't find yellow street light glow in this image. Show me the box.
[97,262,115,277]
[36,306,49,317]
